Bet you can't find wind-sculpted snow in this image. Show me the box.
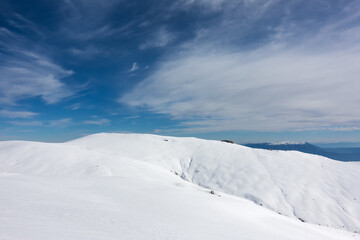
[0,133,359,239]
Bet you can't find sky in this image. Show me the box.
[1,0,360,143]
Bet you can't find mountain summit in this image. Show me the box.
[0,133,359,239]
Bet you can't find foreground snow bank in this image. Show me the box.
[1,174,357,240]
[0,133,359,238]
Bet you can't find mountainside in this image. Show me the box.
[245,142,360,161]
[0,133,359,239]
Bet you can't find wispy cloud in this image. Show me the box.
[6,13,45,38]
[59,0,134,41]
[0,23,74,105]
[129,62,139,72]
[174,0,227,12]
[68,45,104,59]
[9,121,43,126]
[0,51,74,105]
[8,118,72,127]
[139,27,174,50]
[48,118,72,127]
[121,1,360,132]
[327,127,360,132]
[68,102,82,111]
[83,118,110,125]
[0,110,38,118]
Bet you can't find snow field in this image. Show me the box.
[0,133,359,239]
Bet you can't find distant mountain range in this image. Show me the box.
[244,142,360,162]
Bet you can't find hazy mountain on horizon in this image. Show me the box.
[244,142,360,162]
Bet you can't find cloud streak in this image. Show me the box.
[0,110,38,119]
[129,62,139,72]
[0,26,74,105]
[83,118,110,125]
[139,27,174,50]
[121,1,360,132]
[8,118,72,127]
[9,121,43,126]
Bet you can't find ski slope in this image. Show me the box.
[0,133,359,239]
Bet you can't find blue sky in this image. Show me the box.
[1,0,360,143]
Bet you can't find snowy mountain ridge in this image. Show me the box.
[68,133,360,232]
[0,133,359,239]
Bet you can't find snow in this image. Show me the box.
[0,133,359,240]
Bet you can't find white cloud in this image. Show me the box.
[174,0,228,12]
[327,127,360,132]
[121,4,360,132]
[7,13,45,38]
[48,118,72,127]
[0,110,38,119]
[60,0,135,41]
[0,28,74,105]
[9,121,43,126]
[68,46,104,59]
[0,55,73,104]
[68,103,82,111]
[129,62,139,72]
[139,28,174,50]
[8,118,72,128]
[83,118,110,125]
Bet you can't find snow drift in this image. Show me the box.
[0,133,359,239]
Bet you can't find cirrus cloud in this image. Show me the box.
[0,110,38,119]
[0,25,74,105]
[120,1,360,132]
[83,118,110,125]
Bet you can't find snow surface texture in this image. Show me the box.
[0,133,359,240]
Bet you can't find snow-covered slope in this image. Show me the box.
[68,133,360,232]
[0,133,359,240]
